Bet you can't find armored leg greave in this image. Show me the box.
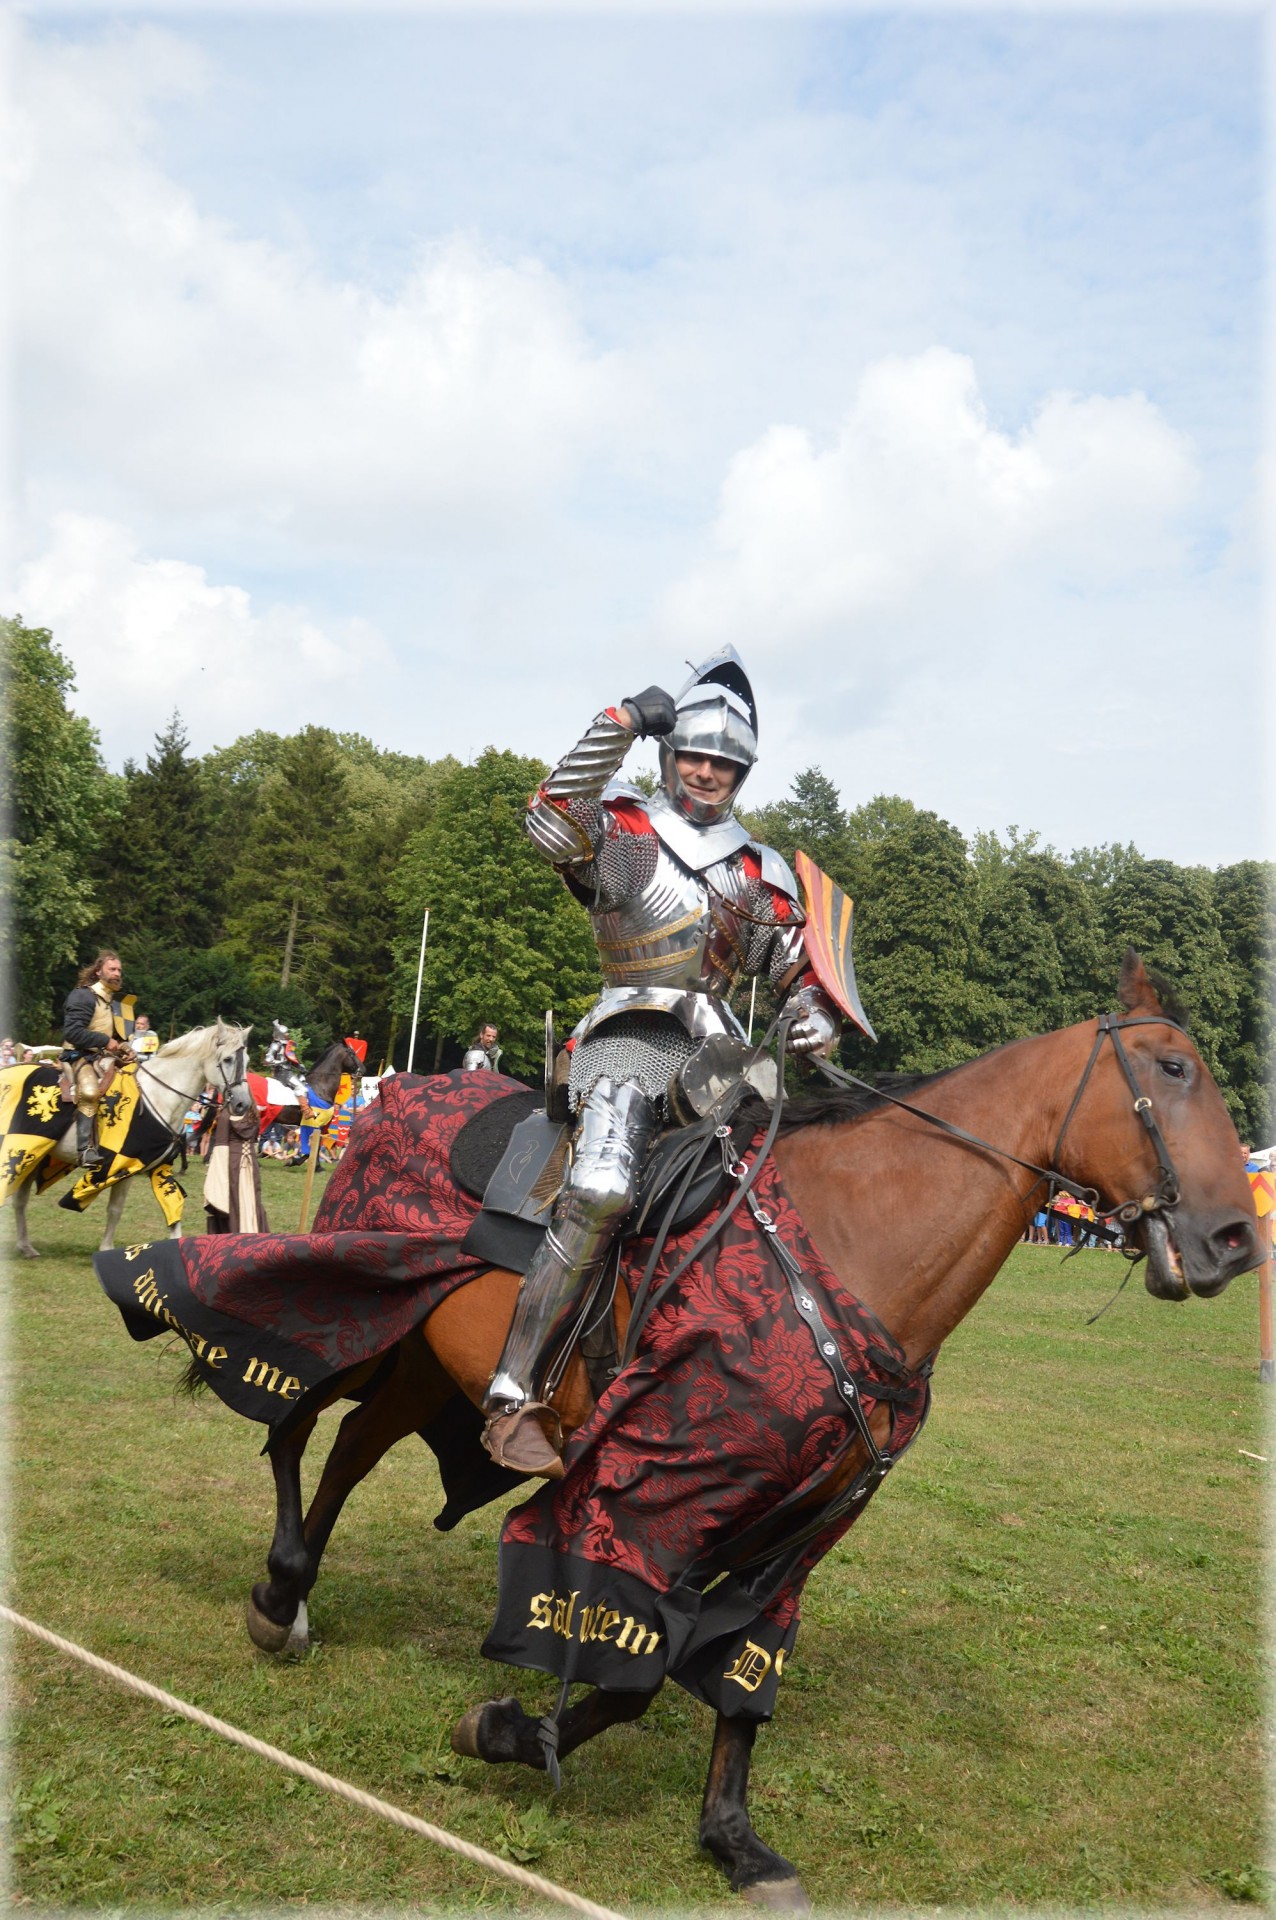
[75,1112,103,1167]
[483,1077,658,1452]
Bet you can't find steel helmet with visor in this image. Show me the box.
[658,646,759,827]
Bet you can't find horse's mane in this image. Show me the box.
[153,1023,244,1060]
[747,975,1194,1138]
[310,1038,360,1070]
[740,1067,951,1137]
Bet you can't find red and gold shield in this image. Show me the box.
[794,849,876,1041]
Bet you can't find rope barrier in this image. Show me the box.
[2,1605,629,1920]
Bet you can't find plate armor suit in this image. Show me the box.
[481,647,841,1476]
[264,1023,304,1094]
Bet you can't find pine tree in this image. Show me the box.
[90,712,222,950]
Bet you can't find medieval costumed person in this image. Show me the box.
[61,951,135,1167]
[462,1024,503,1073]
[264,1022,302,1088]
[130,1014,159,1057]
[200,1098,269,1234]
[480,647,843,1477]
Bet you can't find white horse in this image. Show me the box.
[11,1021,252,1258]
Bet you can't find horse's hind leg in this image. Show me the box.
[247,1336,452,1654]
[452,1683,658,1770]
[98,1179,129,1253]
[12,1178,37,1258]
[700,1713,809,1910]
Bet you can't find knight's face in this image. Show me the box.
[99,956,123,990]
[674,751,739,807]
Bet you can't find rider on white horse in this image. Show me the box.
[62,950,135,1167]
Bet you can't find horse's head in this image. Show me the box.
[207,1021,253,1117]
[1058,951,1260,1301]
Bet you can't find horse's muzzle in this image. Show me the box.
[1141,1208,1261,1301]
[226,1085,254,1118]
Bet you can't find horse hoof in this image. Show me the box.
[450,1697,520,1760]
[285,1600,310,1654]
[245,1593,293,1654]
[17,1247,38,1260]
[739,1878,810,1911]
[450,1703,489,1758]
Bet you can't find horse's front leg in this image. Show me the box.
[700,1713,809,1910]
[452,1683,658,1769]
[12,1176,38,1258]
[246,1413,318,1654]
[98,1179,129,1253]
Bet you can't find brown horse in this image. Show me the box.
[242,954,1259,1909]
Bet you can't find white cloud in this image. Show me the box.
[15,26,628,550]
[658,347,1199,655]
[13,513,387,759]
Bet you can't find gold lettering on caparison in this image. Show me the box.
[523,1586,661,1654]
[243,1357,283,1393]
[722,1641,773,1693]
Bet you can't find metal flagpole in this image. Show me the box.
[747,975,758,1043]
[406,909,429,1073]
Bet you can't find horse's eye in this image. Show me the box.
[1158,1059,1187,1080]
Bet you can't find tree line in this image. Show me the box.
[4,615,1272,1139]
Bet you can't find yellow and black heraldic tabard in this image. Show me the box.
[62,981,137,1115]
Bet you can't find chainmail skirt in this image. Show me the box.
[568,1013,700,1116]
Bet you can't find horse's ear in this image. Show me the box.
[1118,948,1157,1014]
[1118,947,1190,1028]
[242,1024,253,1039]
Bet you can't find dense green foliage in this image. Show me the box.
[389,750,600,1081]
[1,617,120,1037]
[4,615,1272,1134]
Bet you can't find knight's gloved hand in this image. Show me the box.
[621,686,677,737]
[782,984,840,1058]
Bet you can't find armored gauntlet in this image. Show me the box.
[781,982,841,1058]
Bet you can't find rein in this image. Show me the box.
[812,1010,1186,1230]
[134,1043,249,1156]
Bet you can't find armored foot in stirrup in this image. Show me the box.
[76,1113,104,1168]
[481,1404,565,1478]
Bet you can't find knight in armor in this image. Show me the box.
[62,950,135,1167]
[481,648,841,1476]
[462,1024,503,1073]
[264,1021,302,1086]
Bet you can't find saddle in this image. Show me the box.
[450,1037,772,1277]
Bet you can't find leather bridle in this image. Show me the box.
[1048,1013,1182,1226]
[136,1041,248,1112]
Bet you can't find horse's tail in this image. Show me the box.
[175,1357,208,1399]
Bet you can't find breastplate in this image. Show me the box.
[591,843,755,996]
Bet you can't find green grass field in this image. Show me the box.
[6,1158,1269,1911]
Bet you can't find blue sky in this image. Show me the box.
[8,6,1266,864]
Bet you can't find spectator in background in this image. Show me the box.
[131,1014,159,1057]
[0,1037,16,1067]
[463,1023,502,1073]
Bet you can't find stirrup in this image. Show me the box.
[481,1404,565,1479]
